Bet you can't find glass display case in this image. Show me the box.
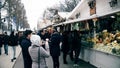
[81,12,120,56]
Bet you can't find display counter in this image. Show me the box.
[79,46,120,68]
[79,28,120,68]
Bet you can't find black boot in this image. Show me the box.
[11,59,14,62]
[11,57,16,62]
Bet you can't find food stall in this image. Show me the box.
[54,0,120,67]
[79,12,120,68]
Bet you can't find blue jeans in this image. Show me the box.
[4,44,8,54]
[11,46,16,58]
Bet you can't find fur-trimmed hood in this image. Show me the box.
[30,35,42,46]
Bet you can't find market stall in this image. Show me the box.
[53,0,120,67]
[79,12,120,68]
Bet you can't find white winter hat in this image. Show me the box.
[30,35,42,46]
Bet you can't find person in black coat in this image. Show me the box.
[20,30,32,68]
[72,30,81,66]
[9,31,18,62]
[61,31,70,64]
[3,32,9,55]
[49,30,62,68]
[0,35,3,55]
[68,31,74,61]
[37,29,46,49]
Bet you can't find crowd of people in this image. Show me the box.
[0,31,19,62]
[62,30,81,66]
[0,28,81,68]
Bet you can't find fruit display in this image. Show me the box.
[81,30,120,56]
[81,36,94,48]
[92,30,120,56]
[115,32,120,43]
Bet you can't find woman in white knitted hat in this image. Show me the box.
[29,35,50,68]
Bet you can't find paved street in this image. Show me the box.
[0,45,97,68]
[13,52,97,68]
[0,45,21,68]
[0,45,96,68]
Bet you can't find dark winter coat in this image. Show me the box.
[20,38,32,68]
[62,31,69,53]
[19,36,24,45]
[0,36,3,47]
[72,30,81,50]
[9,35,18,46]
[44,32,51,40]
[3,35,9,45]
[39,33,46,41]
[49,32,62,57]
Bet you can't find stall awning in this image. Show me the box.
[53,14,97,27]
[53,9,120,27]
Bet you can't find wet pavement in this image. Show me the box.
[0,45,97,68]
[13,52,97,68]
[0,45,21,68]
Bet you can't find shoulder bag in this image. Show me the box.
[38,47,40,68]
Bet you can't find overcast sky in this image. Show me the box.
[21,0,60,30]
